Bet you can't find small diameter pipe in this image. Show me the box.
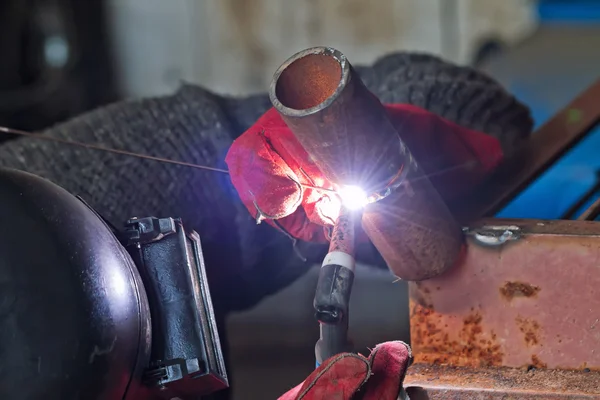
[270,46,463,281]
[314,207,355,366]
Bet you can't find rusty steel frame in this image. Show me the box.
[405,364,600,399]
[404,219,600,398]
[453,79,600,223]
[578,197,600,221]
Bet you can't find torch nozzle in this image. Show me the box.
[313,208,356,365]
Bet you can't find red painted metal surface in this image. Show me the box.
[404,219,600,397]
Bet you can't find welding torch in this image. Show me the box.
[313,206,356,366]
[268,47,464,365]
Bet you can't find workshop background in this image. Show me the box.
[2,0,600,398]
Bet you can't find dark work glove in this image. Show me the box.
[0,51,532,400]
[0,52,533,314]
[226,104,503,245]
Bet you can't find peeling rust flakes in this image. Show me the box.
[411,302,504,368]
[516,316,541,347]
[531,354,548,369]
[412,282,432,307]
[499,281,541,301]
[577,362,598,372]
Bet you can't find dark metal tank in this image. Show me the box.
[0,168,151,400]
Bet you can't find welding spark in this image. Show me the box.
[337,185,369,210]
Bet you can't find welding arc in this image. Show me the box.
[0,126,230,174]
[270,46,464,282]
[0,124,482,205]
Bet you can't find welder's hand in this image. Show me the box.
[279,341,413,400]
[225,104,503,243]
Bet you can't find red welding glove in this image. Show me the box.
[225,105,503,243]
[278,341,413,400]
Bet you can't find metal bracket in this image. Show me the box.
[463,224,522,247]
[121,216,176,246]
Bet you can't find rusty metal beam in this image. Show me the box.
[453,79,600,223]
[405,218,600,398]
[405,364,600,399]
[578,196,600,220]
[561,169,600,219]
[408,219,600,371]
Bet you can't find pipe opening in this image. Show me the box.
[275,53,342,111]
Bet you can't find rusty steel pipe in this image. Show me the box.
[269,47,463,281]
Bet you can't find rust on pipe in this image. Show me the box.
[269,47,463,281]
[271,47,398,190]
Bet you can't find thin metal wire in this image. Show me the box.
[0,125,480,200]
[0,125,340,194]
[0,126,230,174]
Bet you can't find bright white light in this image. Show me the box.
[338,185,368,210]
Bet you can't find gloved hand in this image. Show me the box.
[226,104,504,243]
[0,51,531,400]
[279,341,413,400]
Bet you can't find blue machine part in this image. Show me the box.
[538,0,600,23]
[497,90,600,220]
[497,1,600,219]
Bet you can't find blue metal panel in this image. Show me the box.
[539,0,600,22]
[483,3,600,219]
[497,86,600,219]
